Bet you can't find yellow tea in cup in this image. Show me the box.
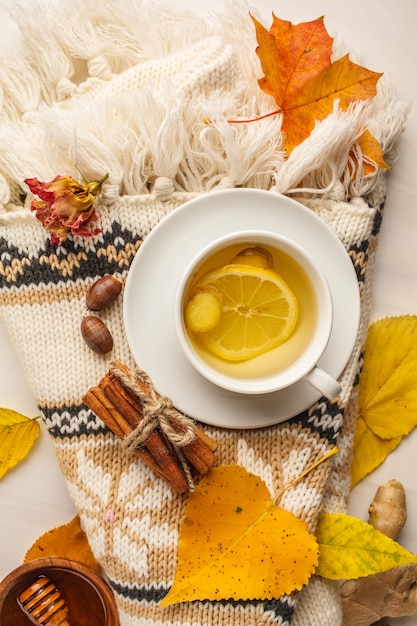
[175,231,340,397]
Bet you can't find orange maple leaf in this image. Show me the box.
[251,14,383,156]
[353,129,390,175]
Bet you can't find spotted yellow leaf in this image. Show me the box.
[316,513,417,580]
[0,408,40,479]
[160,465,319,606]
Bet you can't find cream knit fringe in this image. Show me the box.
[0,0,410,211]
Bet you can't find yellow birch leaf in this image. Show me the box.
[0,408,40,479]
[358,316,417,439]
[24,515,101,572]
[351,316,417,486]
[160,465,318,606]
[316,512,417,580]
[351,414,401,488]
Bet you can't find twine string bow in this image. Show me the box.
[109,361,196,490]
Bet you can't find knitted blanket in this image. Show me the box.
[0,1,409,624]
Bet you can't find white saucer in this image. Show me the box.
[123,189,360,429]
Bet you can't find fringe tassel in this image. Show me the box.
[0,0,410,212]
[274,101,373,199]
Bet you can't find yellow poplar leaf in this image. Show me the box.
[24,515,101,572]
[160,465,319,606]
[358,316,417,439]
[316,512,417,580]
[0,408,40,479]
[351,414,401,488]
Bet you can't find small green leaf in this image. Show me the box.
[0,408,41,479]
[316,512,417,580]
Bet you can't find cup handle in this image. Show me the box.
[304,366,341,399]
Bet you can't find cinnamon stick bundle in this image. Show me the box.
[82,360,217,493]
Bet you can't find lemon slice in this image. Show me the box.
[188,263,298,361]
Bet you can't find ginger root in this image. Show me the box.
[368,478,407,540]
[340,563,417,626]
[341,479,417,626]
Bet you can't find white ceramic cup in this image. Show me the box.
[175,230,341,399]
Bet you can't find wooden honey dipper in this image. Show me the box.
[17,575,70,626]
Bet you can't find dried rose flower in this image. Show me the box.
[24,173,108,244]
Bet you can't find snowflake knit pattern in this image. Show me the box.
[0,1,409,625]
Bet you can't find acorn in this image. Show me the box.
[81,316,113,355]
[86,275,122,311]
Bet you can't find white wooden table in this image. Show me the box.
[1,1,416,624]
